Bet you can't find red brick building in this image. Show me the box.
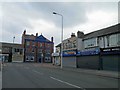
[22,30,54,63]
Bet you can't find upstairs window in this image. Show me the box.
[15,48,19,52]
[40,43,42,47]
[26,41,30,46]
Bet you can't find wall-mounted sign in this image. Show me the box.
[101,47,120,55]
[52,53,59,56]
[77,48,100,56]
[63,50,77,56]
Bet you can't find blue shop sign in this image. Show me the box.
[77,48,100,56]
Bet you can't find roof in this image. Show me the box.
[0,42,23,48]
[35,35,53,43]
[56,43,61,47]
[84,24,120,40]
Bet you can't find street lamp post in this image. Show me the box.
[53,12,63,69]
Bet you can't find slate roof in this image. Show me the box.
[84,24,120,40]
[25,34,53,43]
[35,35,53,43]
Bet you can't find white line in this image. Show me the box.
[32,70,44,75]
[50,76,84,89]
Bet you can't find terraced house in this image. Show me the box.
[54,24,120,71]
[22,30,54,63]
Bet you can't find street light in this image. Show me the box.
[53,12,63,69]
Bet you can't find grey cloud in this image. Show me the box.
[16,2,117,28]
[1,2,118,44]
[19,2,88,28]
[2,2,34,34]
[83,2,118,12]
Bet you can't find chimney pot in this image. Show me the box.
[23,30,26,35]
[36,33,38,37]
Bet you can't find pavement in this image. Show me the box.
[41,63,119,79]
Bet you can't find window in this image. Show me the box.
[109,34,117,47]
[32,42,35,46]
[29,56,34,61]
[47,44,50,48]
[20,49,23,55]
[39,49,42,53]
[14,48,19,52]
[84,38,97,48]
[26,56,34,61]
[73,43,76,48]
[45,43,50,48]
[32,48,34,53]
[26,48,29,52]
[26,41,30,46]
[26,57,28,60]
[40,43,42,47]
[46,50,50,54]
[117,34,120,46]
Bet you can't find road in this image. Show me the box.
[2,63,118,89]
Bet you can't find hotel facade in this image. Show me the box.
[22,30,54,63]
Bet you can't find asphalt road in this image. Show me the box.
[2,63,118,89]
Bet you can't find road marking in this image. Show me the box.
[32,70,44,75]
[50,76,85,89]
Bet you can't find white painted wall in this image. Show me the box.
[77,38,84,50]
[99,37,104,48]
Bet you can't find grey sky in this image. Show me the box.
[0,1,118,46]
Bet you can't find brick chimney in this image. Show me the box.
[77,31,84,38]
[51,37,53,42]
[36,33,38,37]
[23,30,26,35]
[71,33,76,37]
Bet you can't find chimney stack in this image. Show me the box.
[36,33,38,37]
[23,30,26,35]
[51,37,53,42]
[77,31,84,38]
[71,33,76,37]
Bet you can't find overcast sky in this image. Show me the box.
[0,0,119,46]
